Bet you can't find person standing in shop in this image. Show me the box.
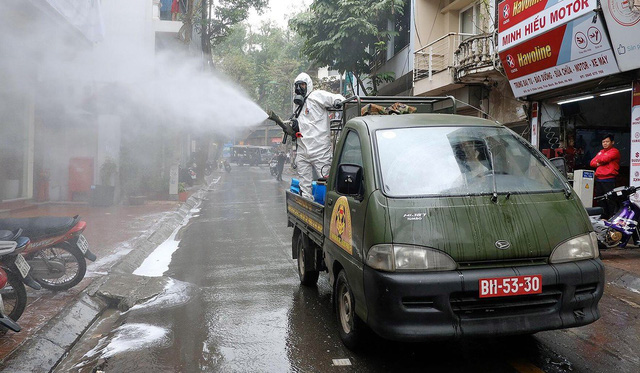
[590,134,620,219]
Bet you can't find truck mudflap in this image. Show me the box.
[362,259,604,341]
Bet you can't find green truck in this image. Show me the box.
[285,96,604,349]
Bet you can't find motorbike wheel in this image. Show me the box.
[225,165,231,172]
[30,244,87,291]
[0,269,27,332]
[204,167,212,176]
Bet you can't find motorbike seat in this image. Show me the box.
[0,230,14,241]
[0,216,79,239]
[586,207,604,216]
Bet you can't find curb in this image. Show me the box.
[605,265,640,295]
[0,184,210,372]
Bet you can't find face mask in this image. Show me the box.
[293,81,307,106]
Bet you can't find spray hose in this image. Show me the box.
[267,110,302,144]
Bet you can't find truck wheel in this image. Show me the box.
[335,269,363,350]
[296,233,319,286]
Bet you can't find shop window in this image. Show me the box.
[393,0,410,54]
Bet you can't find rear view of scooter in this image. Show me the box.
[588,185,640,250]
[0,215,96,291]
[0,230,29,333]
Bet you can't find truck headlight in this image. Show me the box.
[366,244,457,272]
[550,233,599,263]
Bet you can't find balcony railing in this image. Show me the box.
[413,33,473,82]
[454,33,499,81]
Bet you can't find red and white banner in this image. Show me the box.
[601,0,640,72]
[498,0,597,51]
[630,81,640,187]
[499,13,619,97]
[530,102,539,147]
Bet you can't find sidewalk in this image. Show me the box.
[600,247,640,294]
[0,199,181,362]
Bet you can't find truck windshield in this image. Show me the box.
[375,126,565,197]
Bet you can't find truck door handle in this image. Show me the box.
[327,198,333,206]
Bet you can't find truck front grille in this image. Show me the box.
[450,286,562,319]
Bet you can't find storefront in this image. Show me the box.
[0,91,34,203]
[497,0,640,187]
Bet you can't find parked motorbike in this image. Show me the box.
[219,159,231,173]
[588,185,640,250]
[204,161,214,176]
[0,216,96,291]
[0,230,29,333]
[0,230,41,291]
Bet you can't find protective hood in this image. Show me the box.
[294,72,313,96]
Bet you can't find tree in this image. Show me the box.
[290,0,405,95]
[197,0,268,67]
[212,22,313,116]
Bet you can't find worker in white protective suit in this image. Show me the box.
[291,72,345,199]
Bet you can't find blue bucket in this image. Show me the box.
[290,178,300,194]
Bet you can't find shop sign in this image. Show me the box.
[601,0,640,72]
[499,13,619,98]
[630,81,640,189]
[498,0,598,51]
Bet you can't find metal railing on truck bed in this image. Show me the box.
[328,95,457,149]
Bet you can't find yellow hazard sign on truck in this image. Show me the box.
[329,196,353,254]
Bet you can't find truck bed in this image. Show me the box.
[285,191,324,247]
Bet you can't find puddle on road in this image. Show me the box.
[133,201,202,277]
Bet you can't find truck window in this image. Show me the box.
[375,126,565,197]
[337,131,363,167]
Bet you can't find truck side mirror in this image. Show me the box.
[549,157,567,178]
[336,164,363,196]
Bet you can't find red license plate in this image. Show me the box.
[479,275,542,298]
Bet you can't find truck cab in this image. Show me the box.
[285,97,603,349]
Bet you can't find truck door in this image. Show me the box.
[325,130,368,300]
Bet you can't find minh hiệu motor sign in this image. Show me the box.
[497,0,620,98]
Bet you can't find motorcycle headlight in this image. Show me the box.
[550,233,599,264]
[366,244,457,272]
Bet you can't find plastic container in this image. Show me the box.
[290,178,300,195]
[313,181,326,205]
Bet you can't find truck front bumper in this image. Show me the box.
[363,259,604,341]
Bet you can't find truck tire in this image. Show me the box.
[296,233,319,286]
[335,269,364,350]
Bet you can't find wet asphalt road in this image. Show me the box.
[59,166,640,372]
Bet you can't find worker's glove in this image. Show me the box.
[333,99,343,109]
[291,118,300,133]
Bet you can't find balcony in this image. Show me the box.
[153,0,183,33]
[454,33,501,83]
[413,32,473,95]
